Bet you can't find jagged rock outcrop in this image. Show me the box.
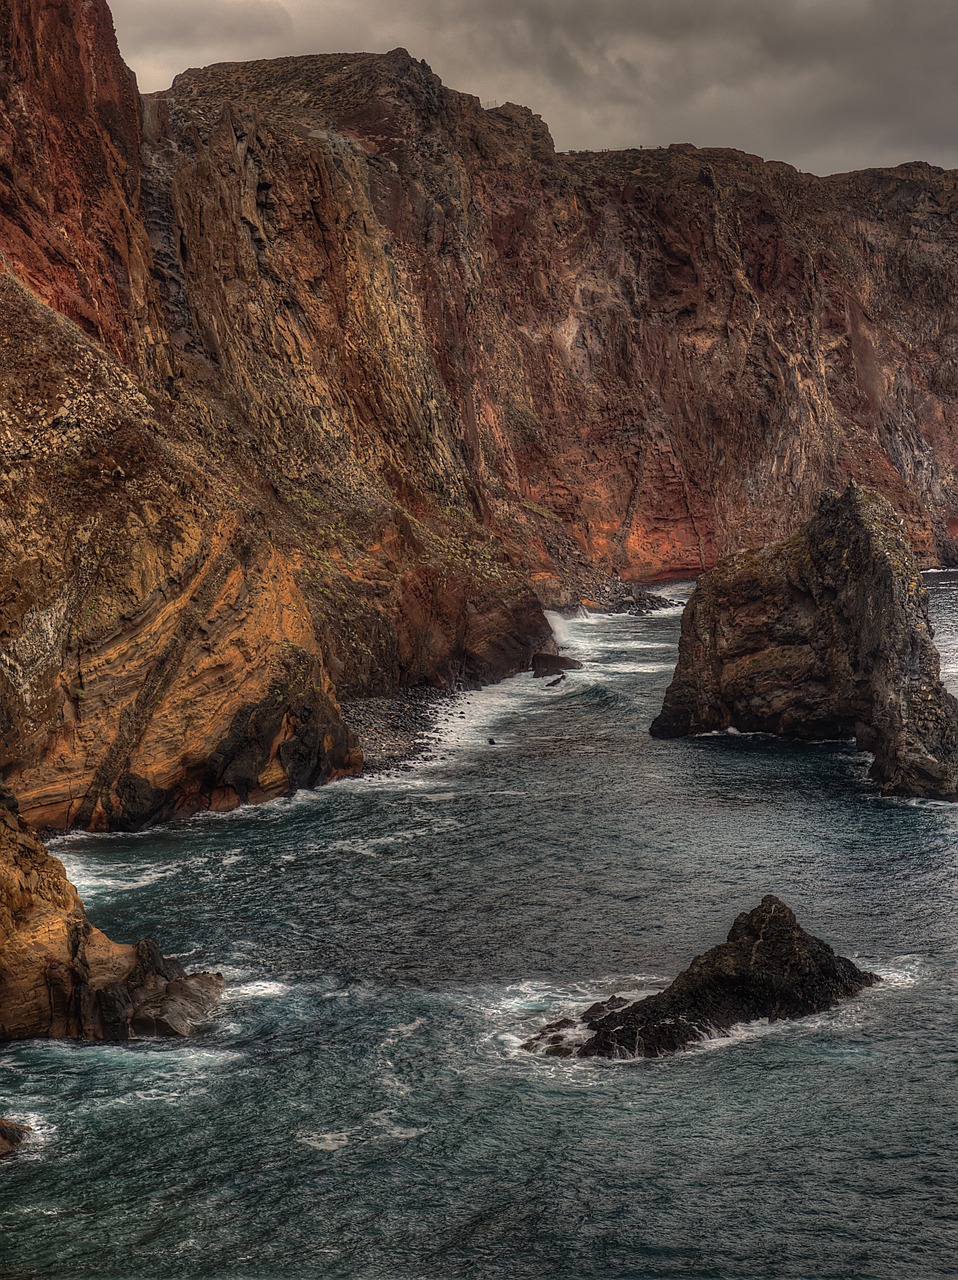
[651,484,958,799]
[6,0,958,827]
[0,800,221,1039]
[524,895,878,1059]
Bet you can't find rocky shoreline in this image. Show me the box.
[340,688,462,774]
[342,589,679,774]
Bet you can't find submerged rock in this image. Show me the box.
[651,484,958,800]
[523,896,878,1059]
[531,653,584,678]
[0,801,221,1042]
[0,1118,29,1156]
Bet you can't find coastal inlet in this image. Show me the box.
[3,587,958,1279]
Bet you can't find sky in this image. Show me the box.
[109,0,958,176]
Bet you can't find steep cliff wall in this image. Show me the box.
[3,2,958,830]
[0,0,160,366]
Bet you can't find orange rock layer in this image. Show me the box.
[0,799,220,1039]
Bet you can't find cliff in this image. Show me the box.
[3,3,958,828]
[651,485,958,799]
[0,798,220,1040]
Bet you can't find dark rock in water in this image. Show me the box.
[523,896,878,1059]
[96,940,224,1040]
[0,1118,29,1156]
[626,586,682,615]
[129,973,224,1038]
[531,652,584,678]
[546,673,566,688]
[651,484,958,800]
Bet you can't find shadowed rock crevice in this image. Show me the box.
[523,896,878,1059]
[651,485,958,800]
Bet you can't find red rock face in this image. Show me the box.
[0,0,159,364]
[149,54,958,582]
[2,14,958,830]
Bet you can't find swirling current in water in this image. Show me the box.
[3,578,958,1279]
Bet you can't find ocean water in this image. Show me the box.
[3,580,958,1279]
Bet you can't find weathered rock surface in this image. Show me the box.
[6,0,958,827]
[0,1118,29,1156]
[0,800,221,1040]
[523,895,878,1059]
[651,484,958,798]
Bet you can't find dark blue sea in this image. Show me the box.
[4,577,958,1279]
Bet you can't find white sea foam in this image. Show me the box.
[383,1017,426,1039]
[54,856,178,903]
[376,1124,425,1140]
[228,980,292,1000]
[544,608,588,645]
[600,660,676,675]
[685,1019,777,1055]
[872,956,925,987]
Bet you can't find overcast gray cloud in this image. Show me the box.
[109,0,958,174]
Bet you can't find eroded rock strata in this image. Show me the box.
[652,484,958,798]
[6,0,958,829]
[524,896,878,1059]
[0,800,221,1040]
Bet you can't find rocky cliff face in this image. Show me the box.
[0,798,220,1039]
[652,485,958,798]
[4,2,958,829]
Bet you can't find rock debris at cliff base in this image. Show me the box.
[340,688,456,772]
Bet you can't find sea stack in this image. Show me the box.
[523,896,878,1059]
[651,484,958,800]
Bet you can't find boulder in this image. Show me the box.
[651,484,958,799]
[523,896,878,1059]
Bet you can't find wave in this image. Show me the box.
[52,855,182,903]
